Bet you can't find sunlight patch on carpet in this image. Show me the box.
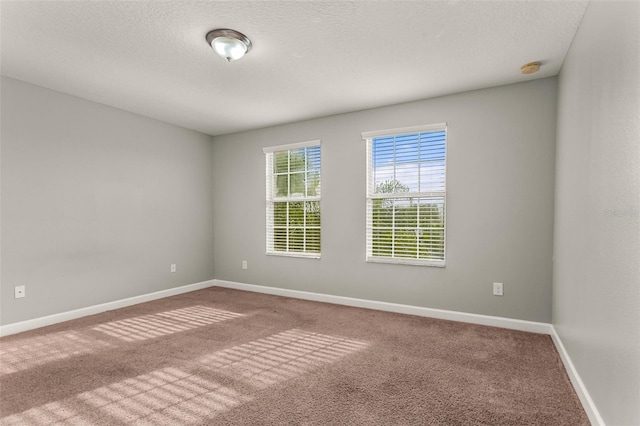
[0,330,113,375]
[198,328,369,389]
[91,306,244,342]
[0,367,251,425]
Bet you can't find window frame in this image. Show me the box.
[362,123,447,267]
[264,140,322,259]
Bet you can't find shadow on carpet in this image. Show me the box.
[0,287,589,425]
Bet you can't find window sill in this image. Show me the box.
[366,256,445,268]
[266,252,321,260]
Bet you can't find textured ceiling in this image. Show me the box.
[0,1,588,136]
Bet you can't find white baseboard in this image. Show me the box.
[213,279,553,334]
[1,277,600,425]
[550,327,605,426]
[0,279,216,337]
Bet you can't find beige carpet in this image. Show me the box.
[0,287,588,425]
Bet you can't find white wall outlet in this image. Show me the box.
[15,285,26,299]
[170,264,177,273]
[493,282,504,296]
[242,260,248,270]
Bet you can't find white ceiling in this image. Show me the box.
[1,1,588,136]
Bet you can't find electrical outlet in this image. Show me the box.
[242,260,248,270]
[15,285,26,299]
[493,282,504,296]
[171,264,177,273]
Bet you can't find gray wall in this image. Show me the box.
[212,78,557,323]
[1,77,215,325]
[553,2,640,425]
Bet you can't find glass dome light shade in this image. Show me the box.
[212,37,247,61]
[206,29,252,62]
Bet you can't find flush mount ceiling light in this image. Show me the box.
[206,29,252,62]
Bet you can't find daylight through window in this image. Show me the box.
[363,124,446,266]
[264,141,321,258]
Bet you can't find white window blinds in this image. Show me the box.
[264,140,321,258]
[363,124,447,266]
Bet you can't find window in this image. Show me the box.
[264,140,321,258]
[363,124,447,266]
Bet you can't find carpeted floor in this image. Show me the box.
[0,287,588,425]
